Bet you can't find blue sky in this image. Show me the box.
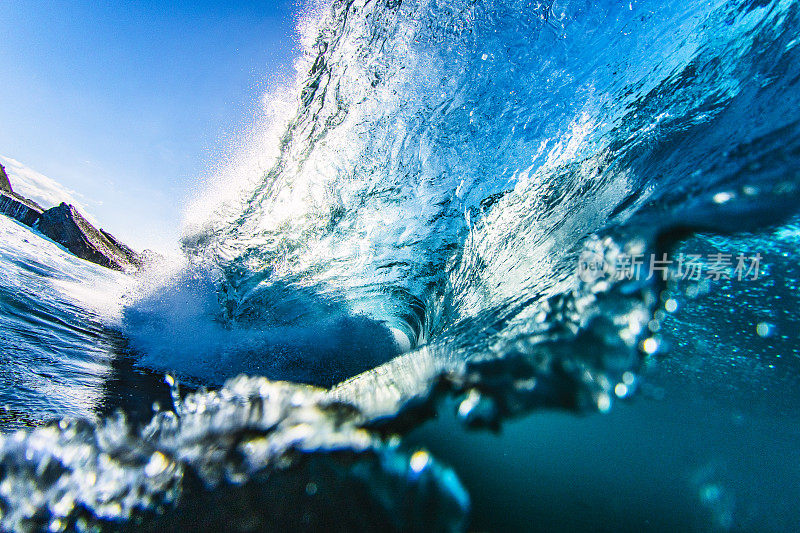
[0,1,301,252]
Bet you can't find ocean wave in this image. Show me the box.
[0,0,799,529]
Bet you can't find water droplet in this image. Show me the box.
[642,337,659,354]
[457,390,481,418]
[756,322,774,337]
[410,451,430,473]
[700,483,722,503]
[597,393,612,413]
[144,452,169,477]
[713,191,734,204]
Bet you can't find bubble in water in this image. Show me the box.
[756,321,774,338]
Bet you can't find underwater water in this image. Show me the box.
[1,0,800,530]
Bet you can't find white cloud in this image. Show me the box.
[0,155,99,226]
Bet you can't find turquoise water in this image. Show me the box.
[1,0,799,530]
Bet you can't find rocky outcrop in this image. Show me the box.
[0,192,44,226]
[0,168,144,272]
[99,228,142,266]
[0,164,11,194]
[36,203,142,272]
[0,162,45,226]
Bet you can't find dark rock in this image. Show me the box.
[99,228,144,269]
[0,191,44,226]
[36,203,142,272]
[0,168,46,226]
[0,166,144,272]
[0,164,11,194]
